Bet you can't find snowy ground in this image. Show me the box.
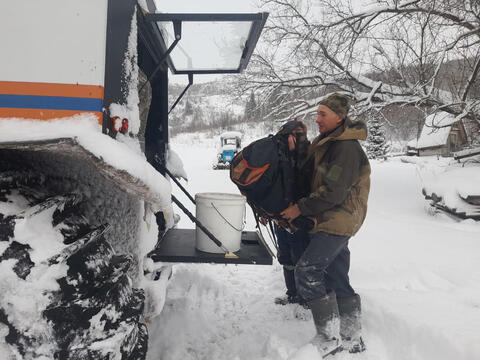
[147,137,480,360]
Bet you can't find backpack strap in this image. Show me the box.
[268,219,278,251]
[274,134,296,206]
[251,204,278,253]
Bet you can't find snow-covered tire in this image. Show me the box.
[0,174,147,360]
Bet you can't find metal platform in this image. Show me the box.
[148,228,273,265]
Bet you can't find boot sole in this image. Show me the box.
[322,345,343,358]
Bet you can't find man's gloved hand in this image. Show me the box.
[291,216,316,232]
[280,204,317,232]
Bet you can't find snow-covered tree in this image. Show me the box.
[184,99,193,116]
[366,111,389,160]
[244,91,258,121]
[238,0,480,142]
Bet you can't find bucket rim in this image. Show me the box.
[195,192,245,201]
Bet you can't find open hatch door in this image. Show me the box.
[144,12,268,75]
[139,10,269,113]
[139,9,272,265]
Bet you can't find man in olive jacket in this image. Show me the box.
[281,93,370,356]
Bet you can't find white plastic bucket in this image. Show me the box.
[195,192,246,253]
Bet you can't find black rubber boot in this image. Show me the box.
[337,294,366,353]
[308,292,343,357]
[274,294,301,305]
[275,268,303,305]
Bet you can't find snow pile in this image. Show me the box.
[138,204,173,321]
[166,146,188,181]
[0,192,67,359]
[411,156,480,217]
[141,260,172,321]
[453,146,480,159]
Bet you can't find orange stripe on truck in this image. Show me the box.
[0,108,103,123]
[0,81,104,99]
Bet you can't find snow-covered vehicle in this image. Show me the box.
[0,1,269,358]
[213,131,242,169]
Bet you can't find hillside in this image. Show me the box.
[168,80,248,135]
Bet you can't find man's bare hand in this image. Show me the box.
[288,135,296,151]
[280,204,301,222]
[288,122,307,151]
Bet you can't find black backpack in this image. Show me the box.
[229,121,313,230]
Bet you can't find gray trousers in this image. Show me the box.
[295,231,355,302]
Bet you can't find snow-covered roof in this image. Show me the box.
[220,131,242,139]
[409,112,457,150]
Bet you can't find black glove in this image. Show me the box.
[291,216,314,232]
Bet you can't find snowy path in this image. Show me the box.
[147,142,480,360]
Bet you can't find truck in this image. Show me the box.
[0,1,269,359]
[213,131,242,169]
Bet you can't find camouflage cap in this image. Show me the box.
[318,93,351,119]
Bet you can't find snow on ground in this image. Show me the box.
[402,155,480,217]
[147,134,480,360]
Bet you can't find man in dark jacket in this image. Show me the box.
[281,93,370,356]
[271,120,311,306]
[273,225,309,305]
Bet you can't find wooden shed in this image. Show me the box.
[407,112,468,157]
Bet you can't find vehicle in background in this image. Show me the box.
[213,131,242,169]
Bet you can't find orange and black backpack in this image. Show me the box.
[230,120,312,229]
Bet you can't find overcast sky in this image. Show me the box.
[158,0,260,13]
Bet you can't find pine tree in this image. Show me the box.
[366,111,389,160]
[184,98,193,116]
[244,91,257,121]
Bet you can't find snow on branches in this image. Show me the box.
[237,0,480,141]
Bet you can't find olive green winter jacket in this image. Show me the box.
[297,117,370,236]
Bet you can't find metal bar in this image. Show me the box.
[145,13,267,22]
[238,14,269,72]
[168,73,193,114]
[139,20,181,92]
[172,69,240,75]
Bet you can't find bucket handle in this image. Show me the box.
[211,202,246,232]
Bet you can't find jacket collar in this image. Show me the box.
[312,117,367,149]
